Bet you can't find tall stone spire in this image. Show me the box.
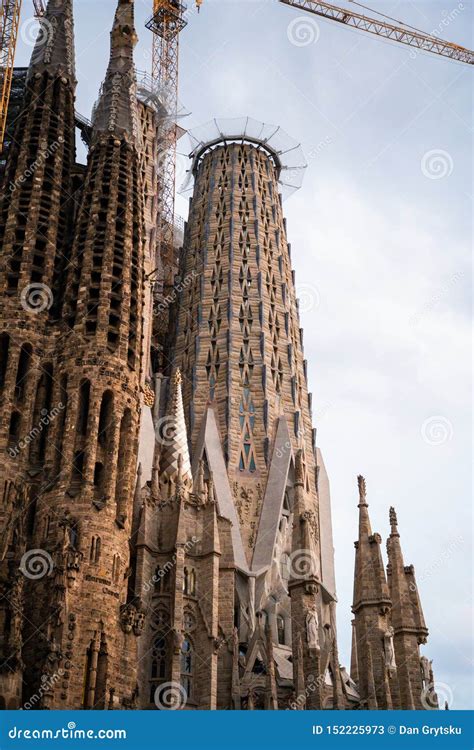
[16,0,147,708]
[92,0,138,141]
[352,476,390,612]
[386,506,429,709]
[159,370,192,484]
[351,476,392,709]
[0,0,77,306]
[28,0,75,82]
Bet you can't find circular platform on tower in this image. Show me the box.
[180,117,307,200]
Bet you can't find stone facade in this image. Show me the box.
[0,0,437,711]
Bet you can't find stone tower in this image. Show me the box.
[0,0,150,709]
[136,122,343,709]
[351,478,435,710]
[0,2,440,711]
[0,0,77,708]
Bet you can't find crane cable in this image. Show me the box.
[348,0,446,43]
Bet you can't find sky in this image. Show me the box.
[15,0,473,708]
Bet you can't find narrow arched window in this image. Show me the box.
[277,615,286,645]
[154,565,169,593]
[15,344,32,402]
[0,334,10,389]
[90,536,101,563]
[180,639,193,701]
[150,633,169,705]
[112,554,121,584]
[77,380,91,436]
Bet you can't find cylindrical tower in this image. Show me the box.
[175,120,315,558]
[21,0,146,709]
[0,0,77,708]
[165,119,340,707]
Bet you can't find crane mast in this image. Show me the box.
[0,0,22,154]
[146,1,188,293]
[279,0,474,64]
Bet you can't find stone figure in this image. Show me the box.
[383,626,396,670]
[305,604,320,650]
[120,604,136,634]
[420,655,432,685]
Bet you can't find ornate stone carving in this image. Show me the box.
[383,626,396,670]
[305,603,320,651]
[120,603,136,634]
[133,610,146,636]
[142,383,155,407]
[420,655,432,686]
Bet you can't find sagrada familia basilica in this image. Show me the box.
[0,0,438,710]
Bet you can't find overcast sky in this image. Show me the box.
[15,0,472,708]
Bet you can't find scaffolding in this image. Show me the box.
[146,1,188,290]
[182,117,308,201]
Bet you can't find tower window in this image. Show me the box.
[277,615,286,645]
[0,334,10,389]
[180,639,193,702]
[8,411,21,445]
[15,344,32,402]
[77,380,91,436]
[90,536,101,563]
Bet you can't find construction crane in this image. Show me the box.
[143,0,472,297]
[0,0,45,155]
[0,1,22,154]
[279,0,474,65]
[146,1,188,295]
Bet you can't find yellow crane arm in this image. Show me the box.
[279,0,474,64]
[0,0,23,154]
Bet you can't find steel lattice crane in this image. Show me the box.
[145,0,472,297]
[0,0,45,155]
[146,0,188,292]
[0,0,22,154]
[279,0,474,65]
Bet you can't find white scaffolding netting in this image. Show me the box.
[179,117,307,200]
